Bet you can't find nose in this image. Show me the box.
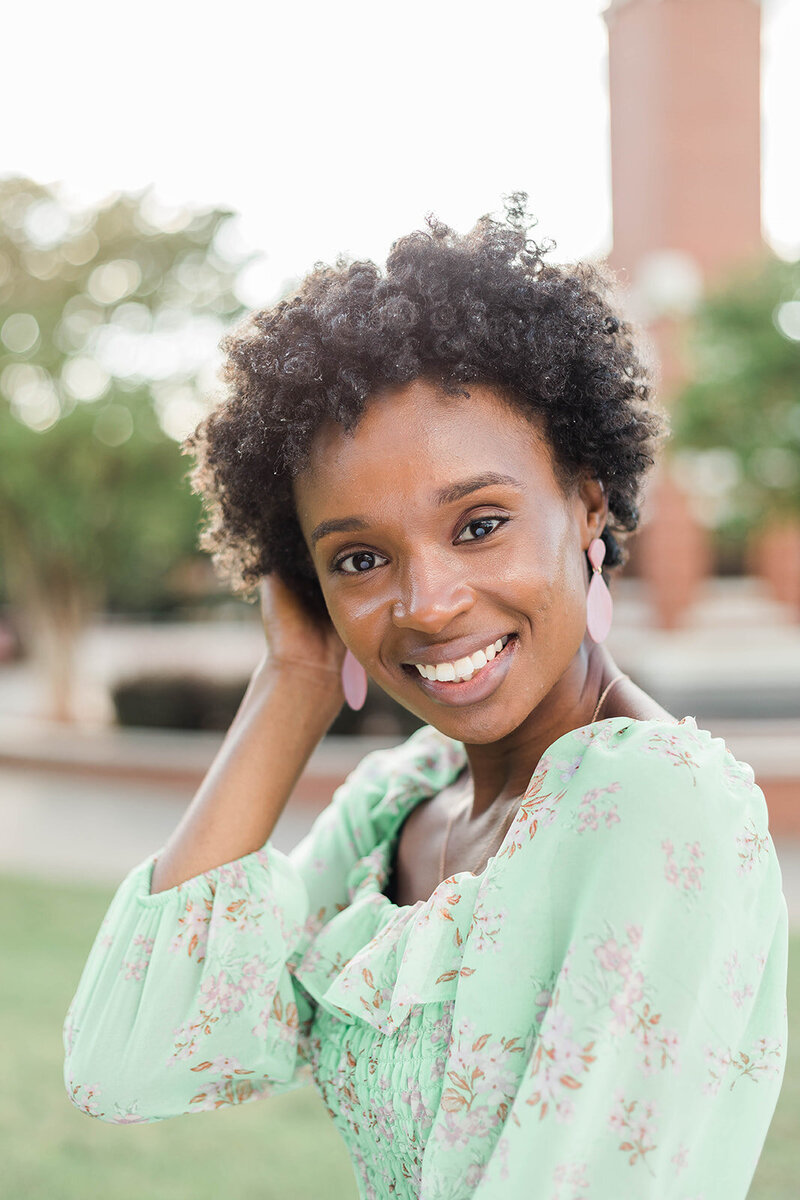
[390,553,474,632]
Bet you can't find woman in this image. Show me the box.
[63,198,788,1198]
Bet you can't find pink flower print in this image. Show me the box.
[635,1019,680,1078]
[464,1161,487,1189]
[67,1076,104,1118]
[662,840,705,901]
[609,970,645,1034]
[594,936,633,977]
[721,949,757,1010]
[220,895,264,936]
[526,998,597,1122]
[251,989,280,1042]
[214,859,250,890]
[554,756,582,783]
[723,756,755,792]
[400,1076,435,1128]
[201,1053,250,1075]
[429,1008,454,1046]
[436,1106,496,1151]
[702,1044,733,1096]
[233,955,270,998]
[551,1159,590,1199]
[681,861,704,892]
[188,1072,271,1112]
[671,1142,689,1172]
[576,783,622,833]
[607,1091,659,1170]
[170,1030,199,1061]
[643,732,700,786]
[626,923,643,949]
[120,935,154,981]
[170,898,211,961]
[533,986,554,1027]
[664,859,680,885]
[199,969,244,1015]
[705,1034,783,1092]
[662,1027,680,1063]
[468,905,505,954]
[735,820,770,876]
[367,1099,397,1144]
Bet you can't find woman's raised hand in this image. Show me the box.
[258,574,348,684]
[149,575,348,894]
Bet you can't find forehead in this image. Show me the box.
[292,378,557,523]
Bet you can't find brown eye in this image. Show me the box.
[333,550,388,576]
[456,516,508,542]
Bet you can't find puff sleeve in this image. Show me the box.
[62,736,419,1125]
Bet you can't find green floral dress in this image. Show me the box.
[63,716,788,1199]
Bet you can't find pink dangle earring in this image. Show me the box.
[341,649,368,710]
[586,537,613,643]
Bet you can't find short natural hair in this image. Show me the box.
[184,193,668,618]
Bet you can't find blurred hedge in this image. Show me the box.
[111,673,425,738]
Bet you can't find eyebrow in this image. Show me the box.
[309,472,522,549]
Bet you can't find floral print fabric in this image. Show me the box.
[63,715,788,1198]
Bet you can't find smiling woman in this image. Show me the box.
[63,196,788,1199]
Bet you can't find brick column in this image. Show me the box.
[604,0,764,626]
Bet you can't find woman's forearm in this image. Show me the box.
[149,655,343,894]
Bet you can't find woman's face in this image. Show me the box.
[293,377,607,745]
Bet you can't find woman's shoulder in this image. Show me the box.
[551,712,766,845]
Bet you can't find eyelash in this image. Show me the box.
[331,516,509,576]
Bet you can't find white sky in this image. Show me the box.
[3,0,798,309]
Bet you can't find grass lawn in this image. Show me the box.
[1,872,796,1198]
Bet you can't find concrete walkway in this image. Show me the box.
[0,763,316,888]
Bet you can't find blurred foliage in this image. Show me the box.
[668,254,800,548]
[0,176,250,617]
[2,391,205,612]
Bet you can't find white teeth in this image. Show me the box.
[411,635,513,683]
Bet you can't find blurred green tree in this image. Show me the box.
[668,254,800,560]
[0,177,250,720]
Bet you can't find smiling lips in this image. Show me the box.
[407,634,512,683]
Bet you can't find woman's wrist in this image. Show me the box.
[252,650,345,700]
[266,653,342,675]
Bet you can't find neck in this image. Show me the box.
[457,640,621,824]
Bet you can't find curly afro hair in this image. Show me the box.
[183,194,669,620]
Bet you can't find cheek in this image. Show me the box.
[317,577,387,654]
[517,536,587,625]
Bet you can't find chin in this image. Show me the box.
[419,703,529,746]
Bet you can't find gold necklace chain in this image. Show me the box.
[437,673,629,881]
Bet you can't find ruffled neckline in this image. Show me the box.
[293,714,697,1035]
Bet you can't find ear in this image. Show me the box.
[575,474,609,549]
